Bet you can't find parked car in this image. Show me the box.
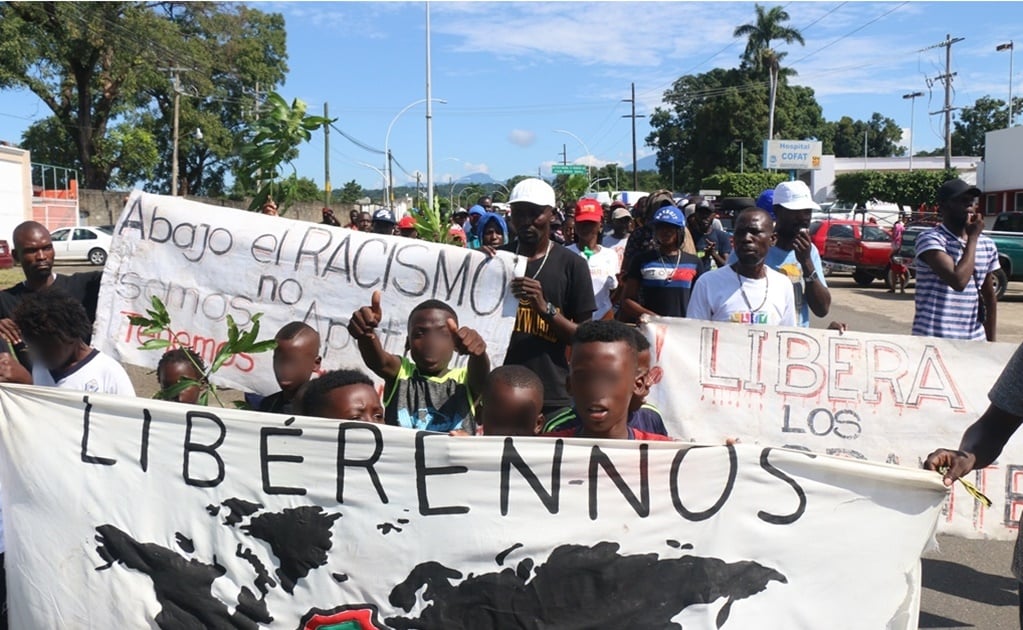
[0,240,13,270]
[982,212,1023,298]
[820,219,893,287]
[49,225,112,266]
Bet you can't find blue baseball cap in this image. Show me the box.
[651,205,685,228]
[755,189,775,218]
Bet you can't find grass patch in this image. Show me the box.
[0,268,22,287]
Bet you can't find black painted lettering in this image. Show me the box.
[415,432,469,515]
[433,250,471,305]
[257,275,279,301]
[588,444,649,520]
[207,227,233,256]
[352,238,388,289]
[391,244,430,297]
[250,233,278,264]
[669,445,736,521]
[757,447,809,525]
[149,206,172,242]
[183,411,226,488]
[294,226,334,274]
[118,197,146,236]
[469,257,508,316]
[500,437,562,515]
[322,235,353,281]
[259,425,306,495]
[116,271,142,300]
[780,404,805,433]
[139,408,152,472]
[80,396,116,466]
[336,423,388,504]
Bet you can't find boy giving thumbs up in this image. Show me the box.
[347,291,490,432]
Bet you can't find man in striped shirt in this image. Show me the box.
[913,179,999,341]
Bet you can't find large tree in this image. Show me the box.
[827,113,905,158]
[646,66,830,189]
[0,2,287,191]
[951,95,1023,156]
[733,4,805,141]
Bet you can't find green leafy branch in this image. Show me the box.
[413,195,462,245]
[128,296,277,407]
[238,91,335,214]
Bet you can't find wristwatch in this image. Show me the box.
[545,301,557,318]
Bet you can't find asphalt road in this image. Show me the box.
[62,261,1023,627]
[818,273,1023,629]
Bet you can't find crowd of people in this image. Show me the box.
[0,174,1010,624]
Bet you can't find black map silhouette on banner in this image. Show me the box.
[93,499,785,629]
[387,542,786,629]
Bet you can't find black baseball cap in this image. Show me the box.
[937,179,981,203]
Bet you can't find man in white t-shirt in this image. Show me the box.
[12,291,135,395]
[568,199,619,319]
[688,208,796,326]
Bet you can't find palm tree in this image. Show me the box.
[733,4,805,141]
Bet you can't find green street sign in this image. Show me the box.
[552,164,588,175]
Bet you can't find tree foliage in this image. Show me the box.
[335,179,364,204]
[236,92,332,213]
[700,172,789,199]
[828,113,905,158]
[0,2,288,192]
[647,66,829,191]
[833,169,958,209]
[951,95,1023,156]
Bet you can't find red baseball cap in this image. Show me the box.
[574,198,603,223]
[397,215,417,229]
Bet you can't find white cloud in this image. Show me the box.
[508,129,536,147]
[464,162,489,174]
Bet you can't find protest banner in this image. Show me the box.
[93,191,519,393]
[0,385,944,628]
[642,316,1019,540]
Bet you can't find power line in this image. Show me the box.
[329,123,385,155]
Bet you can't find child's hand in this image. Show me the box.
[348,290,383,340]
[446,319,487,357]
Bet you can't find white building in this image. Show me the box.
[979,126,1023,213]
[808,155,980,204]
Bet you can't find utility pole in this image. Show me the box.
[323,103,331,207]
[622,82,645,190]
[387,150,394,208]
[254,81,262,190]
[425,2,435,212]
[161,67,189,196]
[923,34,964,171]
[560,144,567,165]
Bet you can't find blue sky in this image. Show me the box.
[1,1,1022,191]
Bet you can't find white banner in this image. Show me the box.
[643,316,1019,540]
[0,385,944,629]
[93,192,519,393]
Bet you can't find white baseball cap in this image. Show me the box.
[509,178,556,208]
[773,180,820,211]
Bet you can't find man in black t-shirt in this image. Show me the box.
[0,221,103,367]
[499,179,595,416]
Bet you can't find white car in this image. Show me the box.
[49,225,112,266]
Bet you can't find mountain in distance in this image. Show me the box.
[459,172,497,184]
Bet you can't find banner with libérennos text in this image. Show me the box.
[93,191,519,393]
[0,385,945,628]
[642,316,1019,540]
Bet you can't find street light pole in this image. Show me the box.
[998,41,1015,128]
[902,91,924,170]
[358,162,388,205]
[554,129,592,189]
[385,97,446,210]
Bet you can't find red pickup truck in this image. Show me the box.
[817,219,893,287]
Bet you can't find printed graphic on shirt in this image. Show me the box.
[730,312,769,324]
[640,263,698,287]
[775,262,805,316]
[512,301,557,343]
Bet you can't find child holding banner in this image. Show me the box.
[259,322,322,415]
[297,369,385,423]
[545,320,671,441]
[348,292,489,433]
[541,327,668,436]
[472,365,545,437]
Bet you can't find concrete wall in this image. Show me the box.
[77,189,368,226]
